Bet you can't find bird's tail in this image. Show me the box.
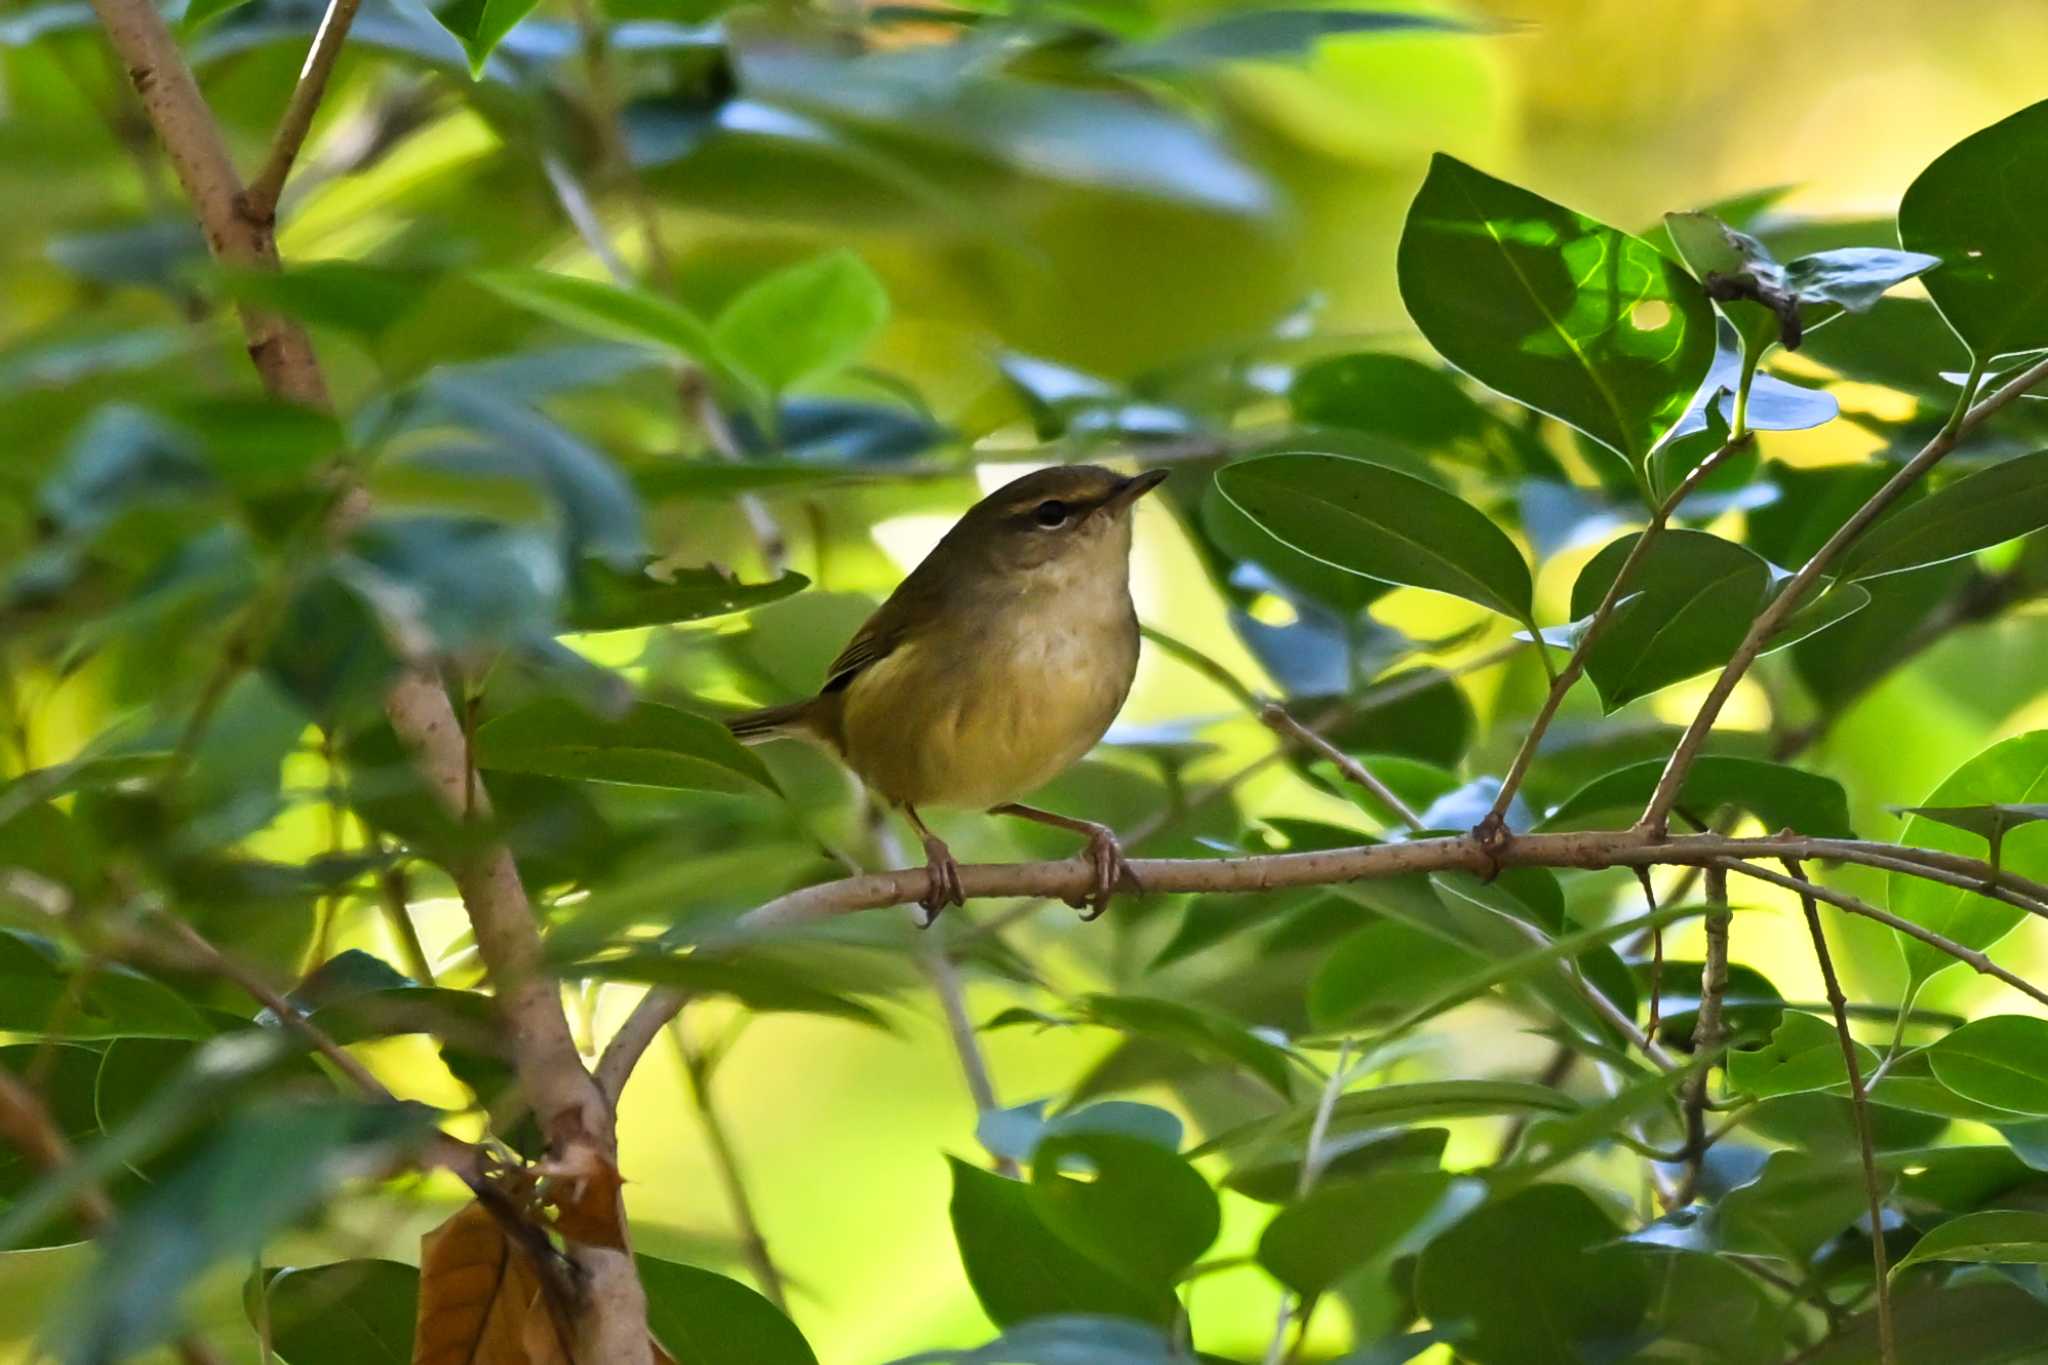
[724,700,815,745]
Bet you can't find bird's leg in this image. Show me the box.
[989,802,1138,920]
[902,804,964,925]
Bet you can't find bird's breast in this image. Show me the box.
[838,577,1139,810]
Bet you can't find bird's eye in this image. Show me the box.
[1032,499,1069,528]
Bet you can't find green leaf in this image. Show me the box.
[1031,1133,1219,1291]
[1716,1149,1892,1263]
[1541,755,1855,839]
[1214,451,1533,621]
[1200,466,1388,614]
[886,1318,1177,1365]
[1802,1284,2048,1365]
[712,250,890,397]
[0,931,212,1041]
[1782,247,1943,318]
[564,563,809,634]
[1567,529,1770,709]
[567,953,888,1030]
[47,1100,435,1365]
[475,698,778,795]
[1728,1010,1880,1099]
[1840,451,2048,581]
[432,0,542,76]
[1498,1055,1710,1191]
[0,1045,107,1248]
[1399,154,1716,472]
[1899,98,2048,362]
[1104,9,1465,71]
[1893,801,2048,856]
[1415,1184,1649,1365]
[976,1100,1183,1166]
[1892,1210,2048,1278]
[474,270,723,368]
[1196,1081,1579,1158]
[261,1260,417,1365]
[216,263,428,341]
[1288,352,1496,455]
[1224,1128,1449,1205]
[1927,1016,2048,1115]
[946,1157,1166,1327]
[1076,994,1295,1096]
[1307,920,1485,1031]
[1258,1170,1482,1297]
[1891,730,2048,988]
[639,1254,819,1365]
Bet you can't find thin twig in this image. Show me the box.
[672,1011,791,1311]
[1260,703,1424,830]
[242,0,364,222]
[1483,433,1752,829]
[1642,355,2048,833]
[1785,857,1894,1365]
[1672,863,1730,1208]
[1261,1039,1352,1365]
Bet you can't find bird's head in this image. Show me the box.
[959,464,1169,577]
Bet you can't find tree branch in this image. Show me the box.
[1641,354,2048,833]
[243,0,364,222]
[1785,857,1894,1365]
[1261,703,1423,830]
[1484,433,1752,830]
[1673,862,1729,1208]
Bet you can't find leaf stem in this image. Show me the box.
[671,1010,792,1312]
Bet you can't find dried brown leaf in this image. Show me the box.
[414,1201,576,1365]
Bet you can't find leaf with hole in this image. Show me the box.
[1400,155,1716,474]
[1031,1133,1219,1292]
[1727,1010,1881,1099]
[1900,98,2048,362]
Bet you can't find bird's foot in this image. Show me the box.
[1067,822,1139,921]
[917,832,965,926]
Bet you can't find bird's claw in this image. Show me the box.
[1066,824,1138,921]
[917,833,965,926]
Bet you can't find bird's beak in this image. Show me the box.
[1102,468,1169,517]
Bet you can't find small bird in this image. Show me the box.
[726,464,1168,920]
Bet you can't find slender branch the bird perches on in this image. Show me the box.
[242,0,364,222]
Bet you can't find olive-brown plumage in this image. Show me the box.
[727,464,1166,918]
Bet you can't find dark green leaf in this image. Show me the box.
[432,0,542,76]
[342,515,564,654]
[1892,1210,2048,1277]
[0,1045,106,1247]
[1399,155,1716,471]
[1414,1184,1648,1365]
[568,953,887,1029]
[712,250,889,396]
[1927,1015,2048,1115]
[1893,801,2048,851]
[1258,1170,1481,1297]
[1727,1010,1881,1099]
[1307,920,1485,1032]
[946,1157,1165,1327]
[1288,352,1495,454]
[564,563,808,633]
[639,1253,819,1365]
[1567,529,1770,709]
[886,1317,1175,1365]
[1076,994,1294,1096]
[1715,1148,1891,1262]
[261,1259,417,1365]
[1840,451,2048,581]
[217,263,428,341]
[1890,730,2048,987]
[976,1100,1183,1165]
[0,931,211,1041]
[1541,755,1855,839]
[1223,1127,1449,1205]
[1031,1133,1219,1291]
[1214,451,1532,620]
[1806,1284,2048,1365]
[1899,98,2048,362]
[475,698,778,794]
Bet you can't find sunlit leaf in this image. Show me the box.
[1541,755,1855,839]
[1928,1016,2048,1116]
[475,698,778,794]
[712,250,889,397]
[1567,529,1770,709]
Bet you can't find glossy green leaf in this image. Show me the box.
[976,1101,1183,1166]
[1415,1184,1648,1365]
[1399,154,1716,471]
[712,250,889,396]
[1927,1015,2048,1115]
[1258,1170,1481,1297]
[475,269,722,368]
[1892,1210,2048,1278]
[1214,451,1532,620]
[261,1260,417,1365]
[1307,920,1485,1031]
[1891,730,2048,987]
[1031,1133,1219,1291]
[946,1158,1166,1327]
[564,563,809,633]
[432,0,542,76]
[1541,755,1855,839]
[1728,1010,1880,1099]
[475,698,778,794]
[1288,352,1495,454]
[639,1254,819,1365]
[1900,98,2048,361]
[1568,529,1770,709]
[1840,451,2048,581]
[1714,1148,1887,1263]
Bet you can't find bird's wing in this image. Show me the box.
[819,557,951,693]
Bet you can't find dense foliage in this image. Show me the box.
[5,0,2048,1360]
